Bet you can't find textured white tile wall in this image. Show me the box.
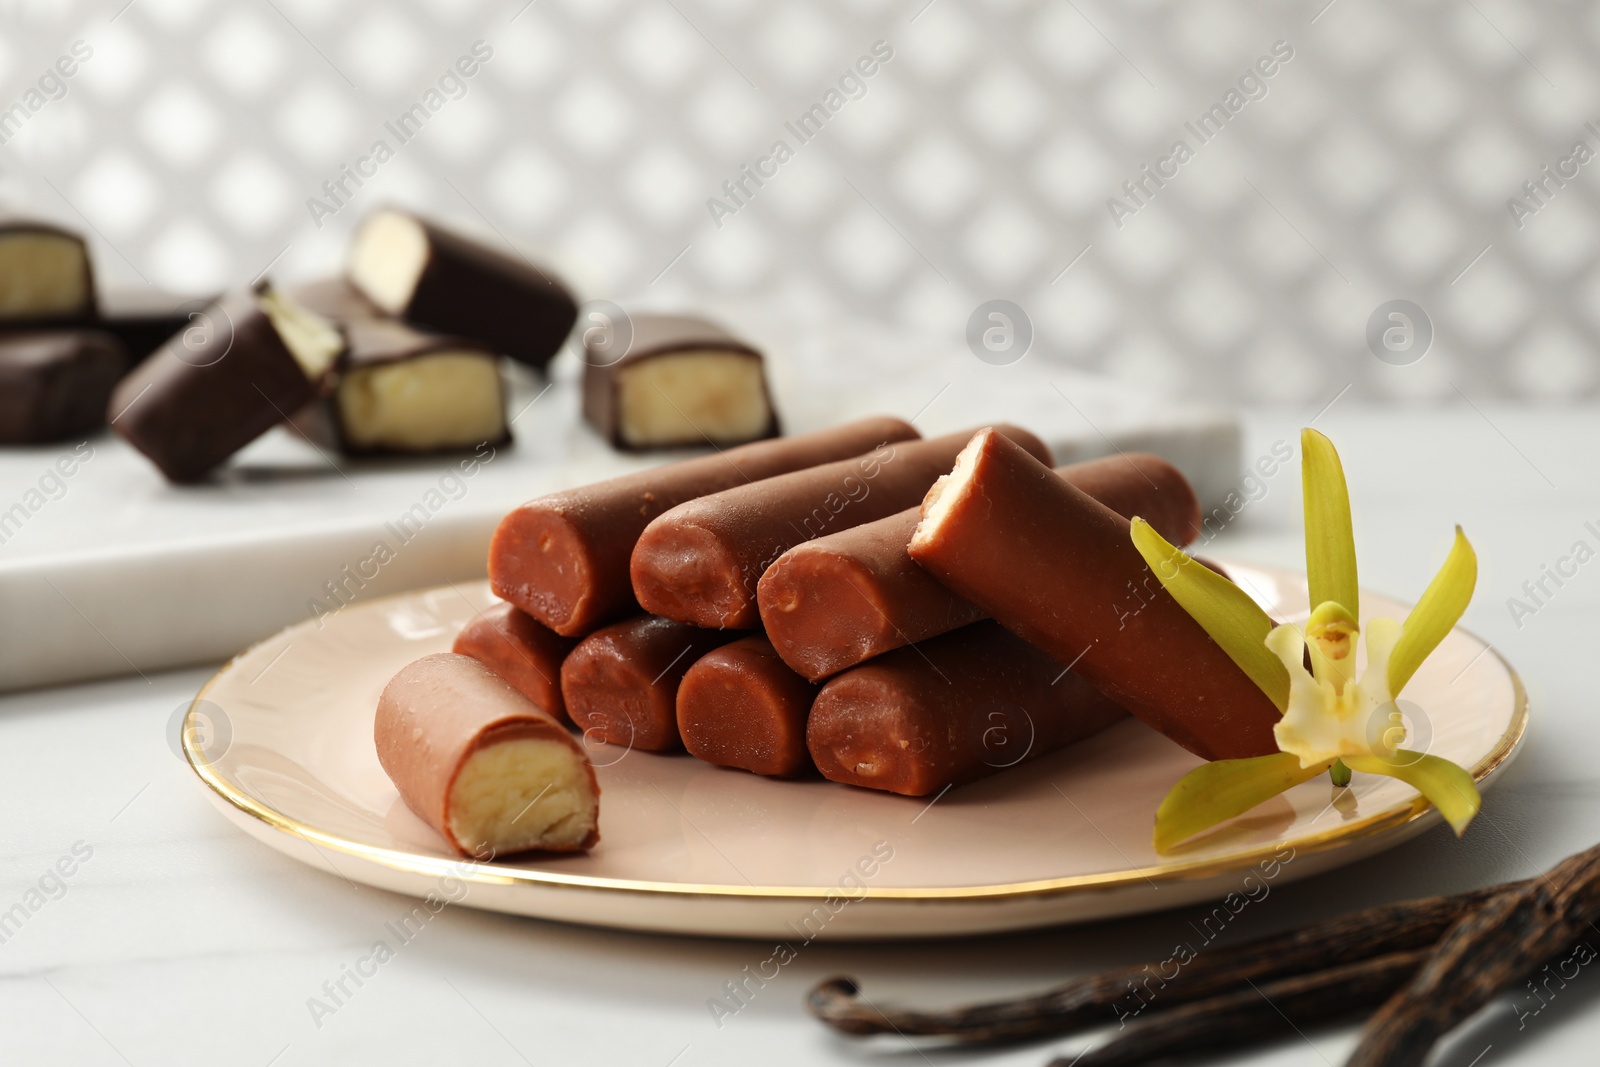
[0,0,1594,402]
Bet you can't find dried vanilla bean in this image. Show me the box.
[1049,949,1429,1067]
[1348,843,1600,1067]
[808,883,1511,1044]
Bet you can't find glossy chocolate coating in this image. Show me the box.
[582,313,777,451]
[907,429,1281,761]
[760,453,1201,681]
[490,415,919,637]
[630,425,1052,630]
[676,635,820,778]
[350,210,576,369]
[807,621,1127,796]
[107,286,333,482]
[374,652,598,856]
[451,601,577,724]
[560,615,745,751]
[0,331,127,444]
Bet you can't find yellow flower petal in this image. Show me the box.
[1343,751,1482,835]
[1154,752,1333,852]
[1302,428,1359,622]
[1130,518,1290,711]
[1387,527,1477,696]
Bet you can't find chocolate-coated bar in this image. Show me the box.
[451,601,576,724]
[291,278,507,455]
[375,653,599,857]
[631,425,1052,630]
[677,635,820,778]
[0,331,127,444]
[908,428,1281,761]
[0,218,95,322]
[760,453,1200,681]
[348,208,576,370]
[807,621,1126,796]
[583,313,777,451]
[562,615,744,751]
[490,415,919,636]
[108,283,343,482]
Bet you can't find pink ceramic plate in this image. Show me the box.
[183,565,1525,940]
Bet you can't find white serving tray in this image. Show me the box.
[0,321,1238,692]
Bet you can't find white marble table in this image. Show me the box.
[2,405,1595,1067]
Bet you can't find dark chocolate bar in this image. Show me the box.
[348,208,576,369]
[291,278,508,455]
[0,217,95,322]
[108,283,344,482]
[582,313,777,451]
[0,331,127,444]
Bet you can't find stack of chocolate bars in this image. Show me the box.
[4,205,790,481]
[368,416,1216,859]
[0,217,194,445]
[109,209,581,482]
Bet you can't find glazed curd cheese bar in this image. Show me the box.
[630,424,1052,631]
[348,208,577,370]
[908,428,1281,761]
[292,279,508,455]
[676,635,821,778]
[759,453,1202,681]
[583,313,777,451]
[0,331,127,444]
[806,621,1126,797]
[0,217,95,322]
[108,283,343,483]
[375,653,599,857]
[451,601,576,724]
[490,415,918,636]
[561,615,744,752]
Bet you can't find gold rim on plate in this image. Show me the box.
[184,601,1527,906]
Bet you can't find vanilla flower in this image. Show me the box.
[1132,429,1480,852]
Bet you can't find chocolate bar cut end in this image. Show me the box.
[336,338,506,453]
[447,725,599,856]
[346,210,429,317]
[0,221,94,321]
[584,314,777,451]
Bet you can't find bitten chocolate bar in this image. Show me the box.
[108,283,343,482]
[0,218,95,322]
[292,278,508,455]
[807,621,1126,797]
[348,209,576,370]
[561,615,743,752]
[451,601,576,724]
[630,425,1051,630]
[677,635,820,778]
[760,453,1201,681]
[908,428,1281,761]
[0,331,127,444]
[375,653,598,857]
[490,415,918,637]
[582,313,777,451]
